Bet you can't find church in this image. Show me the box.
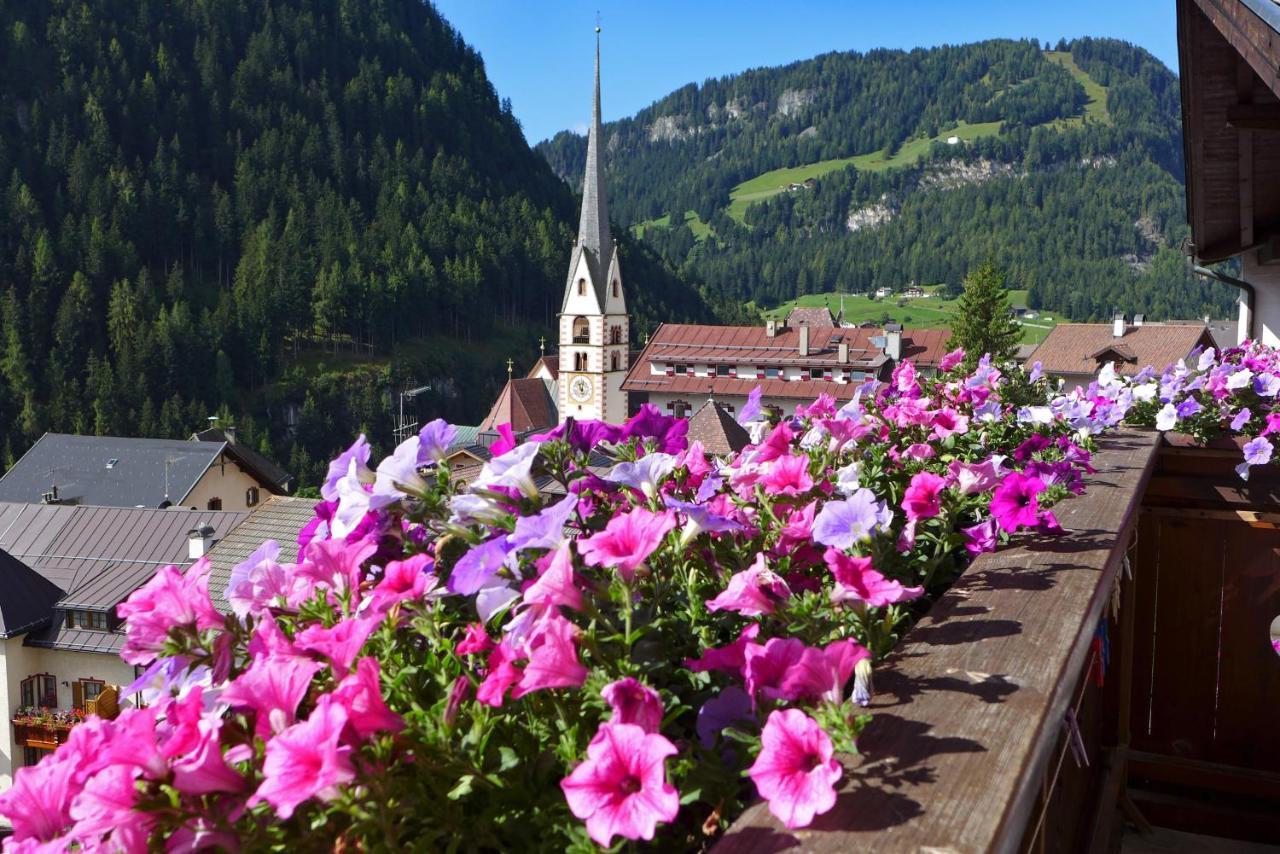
[476,32,950,439]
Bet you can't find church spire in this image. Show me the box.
[574,26,612,302]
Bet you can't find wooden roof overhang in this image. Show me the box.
[1178,0,1280,262]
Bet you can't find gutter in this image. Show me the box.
[1191,263,1256,341]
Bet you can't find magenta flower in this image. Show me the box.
[295,615,379,672]
[69,764,153,850]
[476,641,524,708]
[902,471,947,521]
[949,457,1004,494]
[939,347,966,372]
[222,655,323,738]
[0,756,77,844]
[577,507,676,582]
[743,638,808,703]
[706,553,790,617]
[171,724,246,795]
[748,709,843,829]
[929,407,969,439]
[512,613,588,698]
[456,622,494,657]
[331,657,406,740]
[116,559,223,666]
[523,542,584,612]
[252,698,356,820]
[560,723,680,847]
[759,453,814,497]
[824,549,924,607]
[368,553,433,613]
[602,678,664,733]
[785,638,872,704]
[990,472,1047,532]
[962,518,1000,555]
[684,623,761,674]
[298,536,378,598]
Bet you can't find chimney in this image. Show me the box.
[884,328,902,361]
[224,425,237,444]
[766,319,778,338]
[1113,314,1126,338]
[799,325,810,357]
[187,525,215,560]
[838,342,849,364]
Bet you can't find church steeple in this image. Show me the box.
[567,27,613,310]
[557,25,628,425]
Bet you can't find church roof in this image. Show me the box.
[527,356,559,381]
[479,378,558,434]
[564,30,614,311]
[687,401,752,456]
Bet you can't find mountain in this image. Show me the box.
[538,38,1234,323]
[0,0,709,487]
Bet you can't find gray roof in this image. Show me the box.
[24,621,126,654]
[0,549,66,638]
[0,501,248,611]
[204,496,319,613]
[0,433,225,508]
[563,32,614,312]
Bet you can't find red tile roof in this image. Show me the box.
[686,400,752,455]
[479,378,557,433]
[785,307,836,327]
[1030,323,1215,377]
[625,374,865,400]
[526,356,559,380]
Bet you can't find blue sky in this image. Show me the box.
[431,0,1178,145]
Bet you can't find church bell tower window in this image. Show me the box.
[572,317,590,344]
[577,278,587,296]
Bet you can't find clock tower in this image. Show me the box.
[558,27,629,424]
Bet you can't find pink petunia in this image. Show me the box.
[902,471,947,522]
[939,347,966,372]
[824,549,924,607]
[69,764,153,851]
[222,654,323,738]
[929,407,969,439]
[747,709,843,829]
[684,623,761,674]
[0,755,78,844]
[759,453,813,497]
[251,698,356,820]
[601,678,664,733]
[990,472,1046,532]
[577,507,676,582]
[476,640,524,708]
[512,613,589,698]
[330,657,406,740]
[962,518,1000,555]
[523,542,584,611]
[456,622,494,657]
[560,723,680,847]
[706,553,790,617]
[171,723,247,795]
[116,559,223,666]
[782,639,871,704]
[294,615,379,673]
[296,536,379,599]
[743,638,808,703]
[368,553,434,613]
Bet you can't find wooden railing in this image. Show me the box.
[718,429,1163,852]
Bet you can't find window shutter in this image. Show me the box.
[72,681,83,710]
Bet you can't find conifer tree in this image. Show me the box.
[948,261,1022,363]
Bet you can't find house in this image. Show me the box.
[621,319,952,417]
[190,427,294,494]
[0,501,248,787]
[1178,0,1280,347]
[1028,316,1215,390]
[0,433,292,511]
[874,287,893,299]
[903,286,927,299]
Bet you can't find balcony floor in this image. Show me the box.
[1123,828,1280,853]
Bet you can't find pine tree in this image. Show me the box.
[948,261,1022,363]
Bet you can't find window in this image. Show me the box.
[716,365,731,377]
[67,610,110,631]
[764,366,781,379]
[574,352,588,372]
[808,368,824,381]
[246,486,260,507]
[23,747,51,767]
[671,400,690,418]
[572,316,590,344]
[207,497,222,511]
[610,326,622,345]
[610,352,620,371]
[72,678,105,711]
[675,364,689,376]
[577,278,587,296]
[20,674,57,709]
[612,280,620,297]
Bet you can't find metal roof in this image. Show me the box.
[204,496,319,613]
[0,549,66,638]
[23,620,126,655]
[0,433,225,508]
[0,502,248,611]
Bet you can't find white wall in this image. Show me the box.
[181,453,263,511]
[1242,252,1280,347]
[0,637,137,788]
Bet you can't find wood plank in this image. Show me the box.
[716,430,1161,853]
[1193,0,1280,100]
[1226,101,1280,130]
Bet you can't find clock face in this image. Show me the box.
[569,375,592,403]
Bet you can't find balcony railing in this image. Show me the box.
[572,335,590,344]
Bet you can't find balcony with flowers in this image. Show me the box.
[10,708,84,751]
[0,342,1276,851]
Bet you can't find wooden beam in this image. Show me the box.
[1193,0,1280,100]
[1226,102,1280,130]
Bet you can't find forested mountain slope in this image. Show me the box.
[538,38,1233,321]
[0,0,708,485]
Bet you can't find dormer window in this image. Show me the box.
[66,610,109,631]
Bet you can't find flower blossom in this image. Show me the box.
[902,471,947,521]
[251,698,356,820]
[577,507,676,582]
[706,553,790,617]
[824,549,923,607]
[990,472,1047,532]
[812,489,893,549]
[117,559,223,666]
[560,723,680,847]
[747,709,843,829]
[601,678,664,733]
